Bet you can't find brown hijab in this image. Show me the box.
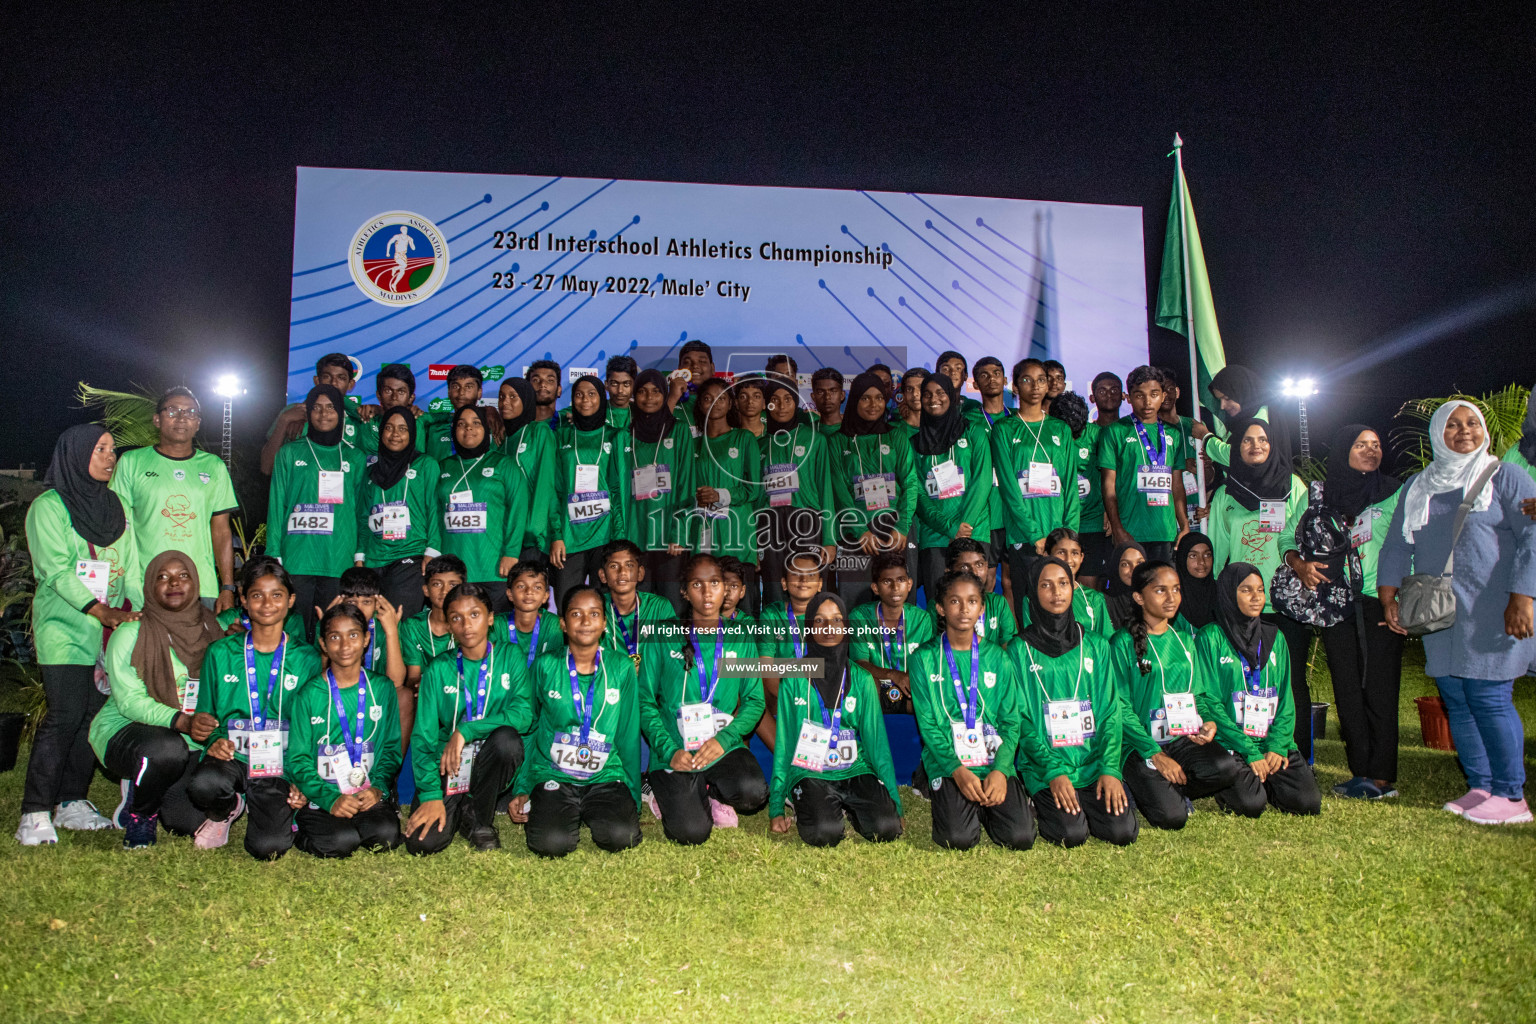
[132,550,221,710]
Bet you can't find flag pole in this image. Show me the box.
[1173,133,1208,511]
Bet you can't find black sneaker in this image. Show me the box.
[122,810,158,851]
[468,826,501,851]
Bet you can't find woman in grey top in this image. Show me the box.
[1379,400,1536,825]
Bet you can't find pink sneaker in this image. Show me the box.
[642,788,663,822]
[194,794,245,850]
[1465,795,1534,826]
[1443,789,1492,816]
[708,797,739,828]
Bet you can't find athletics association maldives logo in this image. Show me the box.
[348,211,450,307]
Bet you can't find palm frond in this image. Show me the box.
[75,383,160,449]
[1293,456,1327,485]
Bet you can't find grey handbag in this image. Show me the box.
[1396,461,1501,636]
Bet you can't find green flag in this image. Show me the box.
[1154,135,1226,416]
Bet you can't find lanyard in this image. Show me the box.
[878,605,905,670]
[942,633,981,730]
[450,454,486,495]
[1073,587,1094,625]
[325,669,370,768]
[244,632,287,730]
[641,427,667,471]
[305,438,340,475]
[690,627,725,706]
[456,643,494,726]
[512,424,531,475]
[363,618,376,671]
[852,433,885,479]
[786,603,804,658]
[1147,627,1195,696]
[1237,643,1266,694]
[425,617,454,659]
[1132,419,1168,468]
[574,428,604,472]
[810,669,849,752]
[1020,416,1048,464]
[1023,626,1086,703]
[567,649,603,744]
[512,614,542,668]
[379,460,412,503]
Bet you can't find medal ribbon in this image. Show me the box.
[787,603,804,658]
[1238,642,1266,695]
[615,603,638,658]
[1132,419,1169,469]
[567,649,602,745]
[244,632,286,731]
[511,615,542,668]
[457,643,494,723]
[878,605,905,670]
[942,633,981,731]
[811,668,849,758]
[690,627,725,706]
[325,669,369,772]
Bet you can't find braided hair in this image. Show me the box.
[1128,560,1177,674]
[678,552,724,670]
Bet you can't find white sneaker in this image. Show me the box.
[53,800,112,831]
[16,811,58,846]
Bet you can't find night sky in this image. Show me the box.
[5,6,1534,475]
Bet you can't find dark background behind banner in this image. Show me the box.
[3,6,1535,490]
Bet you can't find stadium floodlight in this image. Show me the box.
[1280,377,1319,458]
[213,374,245,465]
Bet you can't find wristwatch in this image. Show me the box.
[221,583,237,593]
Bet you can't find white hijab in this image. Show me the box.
[1402,400,1499,543]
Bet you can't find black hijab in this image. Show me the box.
[1022,557,1082,658]
[1214,562,1276,668]
[1224,417,1294,512]
[451,405,492,459]
[1209,365,1265,425]
[1175,532,1218,628]
[802,591,851,710]
[1324,423,1401,519]
[763,378,809,432]
[501,377,537,437]
[914,372,966,455]
[570,375,609,433]
[1106,540,1148,629]
[44,423,126,547]
[368,408,416,490]
[304,384,347,447]
[630,369,675,445]
[840,372,893,437]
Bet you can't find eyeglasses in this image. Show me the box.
[161,407,201,420]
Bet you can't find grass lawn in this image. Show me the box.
[0,643,1532,1023]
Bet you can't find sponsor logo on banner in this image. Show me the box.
[568,367,599,383]
[428,365,455,381]
[348,211,450,307]
[480,365,505,381]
